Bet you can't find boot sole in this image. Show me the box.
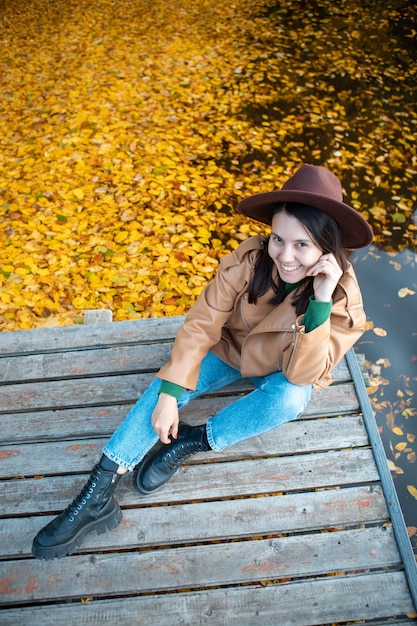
[31,503,122,560]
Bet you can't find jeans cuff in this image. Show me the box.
[205,418,222,452]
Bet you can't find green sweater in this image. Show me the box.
[159,282,332,399]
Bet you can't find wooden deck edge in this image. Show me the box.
[0,571,414,625]
[346,348,417,610]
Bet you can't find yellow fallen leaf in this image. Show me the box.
[72,188,85,200]
[114,231,129,243]
[387,459,404,474]
[406,485,417,500]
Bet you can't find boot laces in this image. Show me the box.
[66,465,102,523]
[164,439,206,468]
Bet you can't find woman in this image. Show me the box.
[32,164,373,560]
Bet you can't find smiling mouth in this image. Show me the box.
[280,264,302,272]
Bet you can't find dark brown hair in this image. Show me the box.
[248,202,348,315]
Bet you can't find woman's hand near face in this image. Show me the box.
[307,253,343,302]
[152,393,179,444]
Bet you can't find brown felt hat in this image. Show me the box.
[237,164,373,249]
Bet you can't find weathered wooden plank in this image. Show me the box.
[0,404,130,444]
[1,448,380,516]
[0,317,185,355]
[1,486,389,558]
[0,343,173,384]
[0,415,369,477]
[0,527,400,605]
[83,309,113,324]
[0,316,371,388]
[0,372,147,412]
[0,369,359,416]
[0,344,353,384]
[0,384,361,444]
[0,571,413,625]
[0,412,368,466]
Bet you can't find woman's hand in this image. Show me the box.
[307,253,343,302]
[152,393,179,444]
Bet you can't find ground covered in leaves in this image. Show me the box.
[0,0,416,544]
[1,0,415,329]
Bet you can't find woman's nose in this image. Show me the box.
[279,246,294,262]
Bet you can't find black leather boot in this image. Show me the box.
[32,461,122,560]
[134,423,210,494]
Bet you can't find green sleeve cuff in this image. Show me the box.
[302,297,332,332]
[159,380,184,400]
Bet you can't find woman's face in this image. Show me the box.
[268,211,323,284]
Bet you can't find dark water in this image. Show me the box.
[351,245,417,552]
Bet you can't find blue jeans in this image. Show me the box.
[103,352,312,471]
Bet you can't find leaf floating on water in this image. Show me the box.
[389,260,402,271]
[407,527,417,538]
[387,459,404,474]
[376,358,391,369]
[395,442,408,452]
[373,327,388,337]
[406,485,417,500]
[398,287,416,298]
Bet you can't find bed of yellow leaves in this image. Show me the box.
[0,0,271,330]
[1,0,416,331]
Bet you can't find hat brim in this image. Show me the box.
[237,189,373,249]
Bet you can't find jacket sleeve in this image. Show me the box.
[282,267,366,389]
[156,244,254,390]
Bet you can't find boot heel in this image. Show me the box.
[95,501,123,536]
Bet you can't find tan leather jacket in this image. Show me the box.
[157,236,366,391]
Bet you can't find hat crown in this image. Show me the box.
[282,164,343,203]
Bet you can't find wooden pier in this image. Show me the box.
[0,315,416,624]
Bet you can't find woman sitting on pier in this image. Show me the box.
[32,163,373,560]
